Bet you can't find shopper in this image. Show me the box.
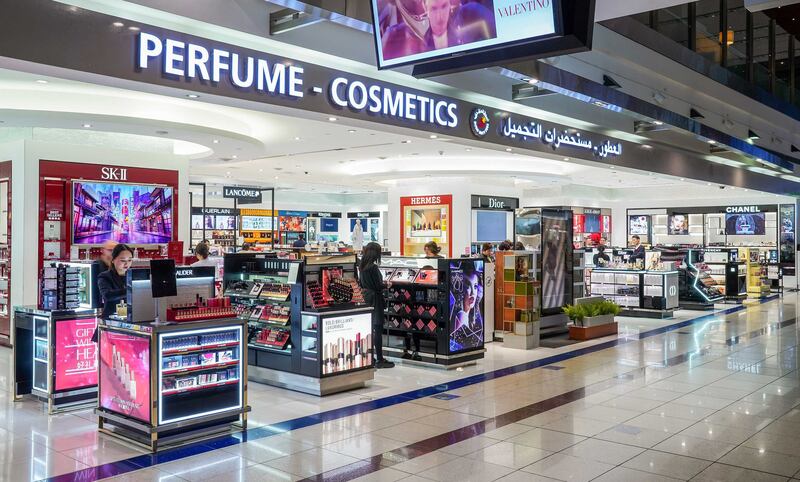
[630,235,645,264]
[191,241,216,267]
[358,242,394,369]
[424,241,443,258]
[293,234,307,248]
[513,241,525,251]
[497,240,512,251]
[91,240,117,308]
[593,245,610,267]
[97,244,134,319]
[480,243,494,264]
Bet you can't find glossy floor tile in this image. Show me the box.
[5,294,800,481]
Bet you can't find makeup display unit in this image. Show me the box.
[698,249,747,301]
[380,257,486,368]
[589,268,679,318]
[223,253,375,395]
[95,316,248,451]
[13,306,100,413]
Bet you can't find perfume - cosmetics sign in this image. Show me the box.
[99,331,151,423]
[54,318,98,391]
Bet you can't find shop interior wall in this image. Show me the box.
[197,188,389,244]
[389,181,523,256]
[14,140,191,308]
[0,140,24,314]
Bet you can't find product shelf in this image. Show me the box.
[162,378,240,396]
[162,341,240,356]
[162,359,239,375]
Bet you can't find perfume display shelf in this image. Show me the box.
[95,316,249,451]
[589,268,679,318]
[13,305,101,413]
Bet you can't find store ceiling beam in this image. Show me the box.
[603,75,621,89]
[745,0,800,12]
[511,83,558,101]
[690,108,705,119]
[266,0,373,34]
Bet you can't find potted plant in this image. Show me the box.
[563,299,620,327]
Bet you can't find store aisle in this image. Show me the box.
[0,294,796,481]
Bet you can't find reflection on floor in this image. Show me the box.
[4,296,800,481]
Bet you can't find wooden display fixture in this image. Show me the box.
[569,322,618,340]
[494,251,540,334]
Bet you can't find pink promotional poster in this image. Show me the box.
[54,318,99,391]
[99,330,151,423]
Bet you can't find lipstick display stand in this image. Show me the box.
[13,306,100,413]
[95,316,249,452]
[224,253,375,396]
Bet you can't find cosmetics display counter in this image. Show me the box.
[697,249,746,301]
[95,316,248,451]
[380,257,486,368]
[589,268,679,318]
[13,306,100,413]
[223,252,375,395]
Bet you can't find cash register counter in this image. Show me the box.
[13,305,100,413]
[589,268,679,318]
[95,316,249,451]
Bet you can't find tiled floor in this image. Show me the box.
[5,293,800,481]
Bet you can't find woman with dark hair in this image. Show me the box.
[97,244,134,319]
[359,242,394,369]
[424,241,442,258]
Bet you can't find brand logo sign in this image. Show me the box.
[500,116,623,158]
[410,196,442,205]
[725,206,761,213]
[223,186,262,204]
[193,207,239,215]
[348,212,380,218]
[470,108,491,137]
[101,167,128,181]
[471,195,519,210]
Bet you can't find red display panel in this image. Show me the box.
[400,195,453,257]
[573,214,585,233]
[54,318,98,391]
[99,330,151,423]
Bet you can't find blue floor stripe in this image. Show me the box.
[43,295,780,482]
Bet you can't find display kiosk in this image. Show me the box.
[589,268,679,318]
[96,316,248,451]
[13,306,100,413]
[223,252,375,395]
[380,257,486,368]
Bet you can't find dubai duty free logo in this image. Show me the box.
[470,108,491,137]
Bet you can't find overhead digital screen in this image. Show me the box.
[371,0,560,69]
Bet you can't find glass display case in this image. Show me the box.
[590,268,679,317]
[96,317,248,451]
[40,262,95,310]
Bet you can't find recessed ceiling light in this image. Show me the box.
[505,148,512,152]
[429,135,438,139]
[212,139,219,144]
[259,168,263,172]
[294,136,301,141]
[128,26,140,31]
[82,123,92,128]
[708,140,717,145]
[347,129,356,133]
[641,144,653,149]
[680,178,685,181]
[274,176,279,179]
[35,79,48,84]
[232,155,238,159]
[707,182,712,186]
[112,21,124,27]
[465,148,472,152]
[563,157,570,161]
[328,117,338,122]
[186,93,200,99]
[653,121,664,126]
[610,166,615,169]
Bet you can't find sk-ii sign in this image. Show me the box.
[101,167,128,181]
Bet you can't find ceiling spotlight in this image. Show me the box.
[708,140,717,145]
[128,26,140,31]
[347,129,356,133]
[465,148,472,152]
[680,178,685,181]
[186,94,200,99]
[82,123,92,128]
[274,176,279,179]
[563,157,570,161]
[232,154,238,159]
[35,79,48,84]
[294,136,301,141]
[429,135,438,139]
[328,117,338,122]
[652,121,664,126]
[505,148,512,152]
[523,77,539,84]
[641,144,653,149]
[112,21,124,27]
[747,129,760,141]
[212,139,219,144]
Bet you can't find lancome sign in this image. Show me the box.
[223,186,262,204]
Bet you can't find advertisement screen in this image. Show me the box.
[321,218,339,232]
[280,215,306,232]
[411,208,442,237]
[476,210,507,242]
[321,313,373,375]
[372,0,558,68]
[73,182,172,245]
[668,214,689,235]
[215,215,237,230]
[572,214,585,233]
[725,213,766,235]
[584,214,601,234]
[780,205,795,264]
[369,219,381,242]
[191,215,204,230]
[448,259,484,353]
[241,216,272,231]
[515,214,541,236]
[54,318,98,392]
[99,330,151,423]
[542,211,569,311]
[629,215,649,236]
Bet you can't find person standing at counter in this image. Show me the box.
[97,244,134,319]
[91,240,117,308]
[630,235,645,264]
[593,245,610,267]
[292,234,307,248]
[191,241,216,267]
[358,242,394,369]
[480,243,494,264]
[424,241,443,258]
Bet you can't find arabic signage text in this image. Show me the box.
[500,116,622,158]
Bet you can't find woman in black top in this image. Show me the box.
[97,244,134,319]
[593,245,611,267]
[359,242,394,369]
